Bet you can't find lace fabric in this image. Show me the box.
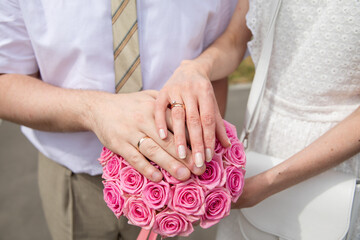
[245,0,360,238]
[247,0,360,182]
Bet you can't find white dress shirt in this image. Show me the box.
[0,0,237,175]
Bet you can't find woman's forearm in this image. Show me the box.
[263,107,360,198]
[237,107,360,208]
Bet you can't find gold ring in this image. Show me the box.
[137,136,151,150]
[169,100,186,110]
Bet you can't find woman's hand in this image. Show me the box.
[233,106,360,209]
[153,0,251,169]
[155,60,230,169]
[232,174,272,209]
[89,90,206,182]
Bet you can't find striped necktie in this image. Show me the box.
[111,0,142,93]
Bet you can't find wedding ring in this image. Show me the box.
[169,100,186,110]
[137,136,151,150]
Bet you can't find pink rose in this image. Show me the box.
[214,139,225,155]
[119,166,147,194]
[169,180,205,216]
[98,147,115,166]
[224,120,238,142]
[142,181,170,210]
[103,180,125,218]
[195,157,226,190]
[225,166,245,202]
[223,141,246,167]
[99,119,247,237]
[123,196,155,229]
[153,209,194,237]
[161,168,181,185]
[102,155,123,179]
[200,188,231,228]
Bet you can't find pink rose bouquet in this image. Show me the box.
[98,120,246,238]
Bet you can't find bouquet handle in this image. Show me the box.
[137,228,158,240]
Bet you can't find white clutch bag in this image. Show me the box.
[242,152,356,240]
[239,1,357,239]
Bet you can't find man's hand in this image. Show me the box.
[0,74,205,182]
[89,90,206,182]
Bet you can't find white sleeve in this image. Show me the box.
[0,0,38,74]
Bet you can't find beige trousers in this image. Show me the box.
[37,153,140,240]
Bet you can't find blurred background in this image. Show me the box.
[0,58,254,240]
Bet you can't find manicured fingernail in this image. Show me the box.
[159,129,166,139]
[177,167,189,179]
[152,171,163,181]
[227,137,232,147]
[178,145,186,159]
[195,152,204,167]
[206,148,212,162]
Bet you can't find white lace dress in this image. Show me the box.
[218,0,360,239]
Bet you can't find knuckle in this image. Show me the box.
[127,153,142,166]
[201,114,215,127]
[143,143,160,158]
[169,163,180,174]
[203,135,214,146]
[147,90,158,96]
[172,108,185,120]
[143,164,155,177]
[187,114,201,127]
[162,136,175,149]
[199,81,212,92]
[105,139,119,151]
[155,96,161,104]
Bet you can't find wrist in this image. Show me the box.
[180,57,213,80]
[251,171,276,201]
[261,164,293,198]
[76,90,109,132]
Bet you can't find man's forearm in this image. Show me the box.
[0,73,100,132]
[0,73,205,181]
